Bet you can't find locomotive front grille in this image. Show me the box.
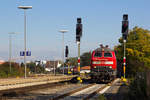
[91,66,113,72]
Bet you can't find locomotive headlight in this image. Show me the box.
[92,61,100,64]
[109,66,112,68]
[92,61,96,64]
[105,61,113,64]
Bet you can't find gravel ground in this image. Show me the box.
[102,80,129,100]
[61,84,105,100]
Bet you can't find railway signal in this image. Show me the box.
[76,18,82,42]
[121,14,129,82]
[65,45,69,57]
[76,18,82,80]
[65,45,71,75]
[122,14,129,40]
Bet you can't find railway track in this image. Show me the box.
[51,78,120,100]
[0,80,90,100]
[0,78,120,100]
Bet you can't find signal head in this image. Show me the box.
[77,18,82,23]
[100,44,103,48]
[65,45,69,57]
[105,45,109,48]
[123,14,128,21]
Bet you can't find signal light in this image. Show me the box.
[122,21,128,34]
[65,46,69,57]
[76,36,80,42]
[76,24,82,36]
[122,33,127,40]
[123,14,128,20]
[122,14,129,40]
[77,18,81,24]
[76,18,82,42]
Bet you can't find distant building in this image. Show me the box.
[35,60,47,67]
[45,60,61,72]
[0,60,5,65]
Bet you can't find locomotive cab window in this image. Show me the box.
[104,52,112,57]
[94,52,102,57]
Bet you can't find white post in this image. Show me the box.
[24,9,27,78]
[9,34,12,72]
[18,6,32,78]
[59,30,68,75]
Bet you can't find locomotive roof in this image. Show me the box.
[95,47,112,52]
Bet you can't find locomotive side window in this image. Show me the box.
[104,52,112,57]
[94,52,102,57]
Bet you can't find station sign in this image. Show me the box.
[20,51,31,56]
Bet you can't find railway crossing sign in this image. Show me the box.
[20,51,31,56]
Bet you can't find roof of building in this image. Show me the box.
[45,60,61,68]
[0,60,5,65]
[81,66,91,70]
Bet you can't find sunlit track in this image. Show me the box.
[52,78,119,100]
[84,78,120,100]
[52,84,96,100]
[61,84,105,100]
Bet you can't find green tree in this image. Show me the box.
[27,62,36,73]
[65,52,92,67]
[66,57,78,67]
[80,52,92,67]
[36,65,45,73]
[27,62,45,74]
[0,62,24,78]
[115,26,150,77]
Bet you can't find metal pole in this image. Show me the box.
[62,32,64,75]
[67,57,70,75]
[9,34,12,72]
[77,42,80,74]
[54,60,55,75]
[67,57,68,74]
[24,10,27,78]
[123,40,126,78]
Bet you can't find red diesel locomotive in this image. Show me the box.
[90,44,117,82]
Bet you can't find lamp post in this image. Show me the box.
[54,59,56,75]
[18,6,32,78]
[59,30,68,75]
[8,32,17,72]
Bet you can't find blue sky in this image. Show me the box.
[0,0,150,61]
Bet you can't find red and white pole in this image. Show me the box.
[123,56,126,78]
[77,42,80,73]
[123,40,126,79]
[78,57,80,73]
